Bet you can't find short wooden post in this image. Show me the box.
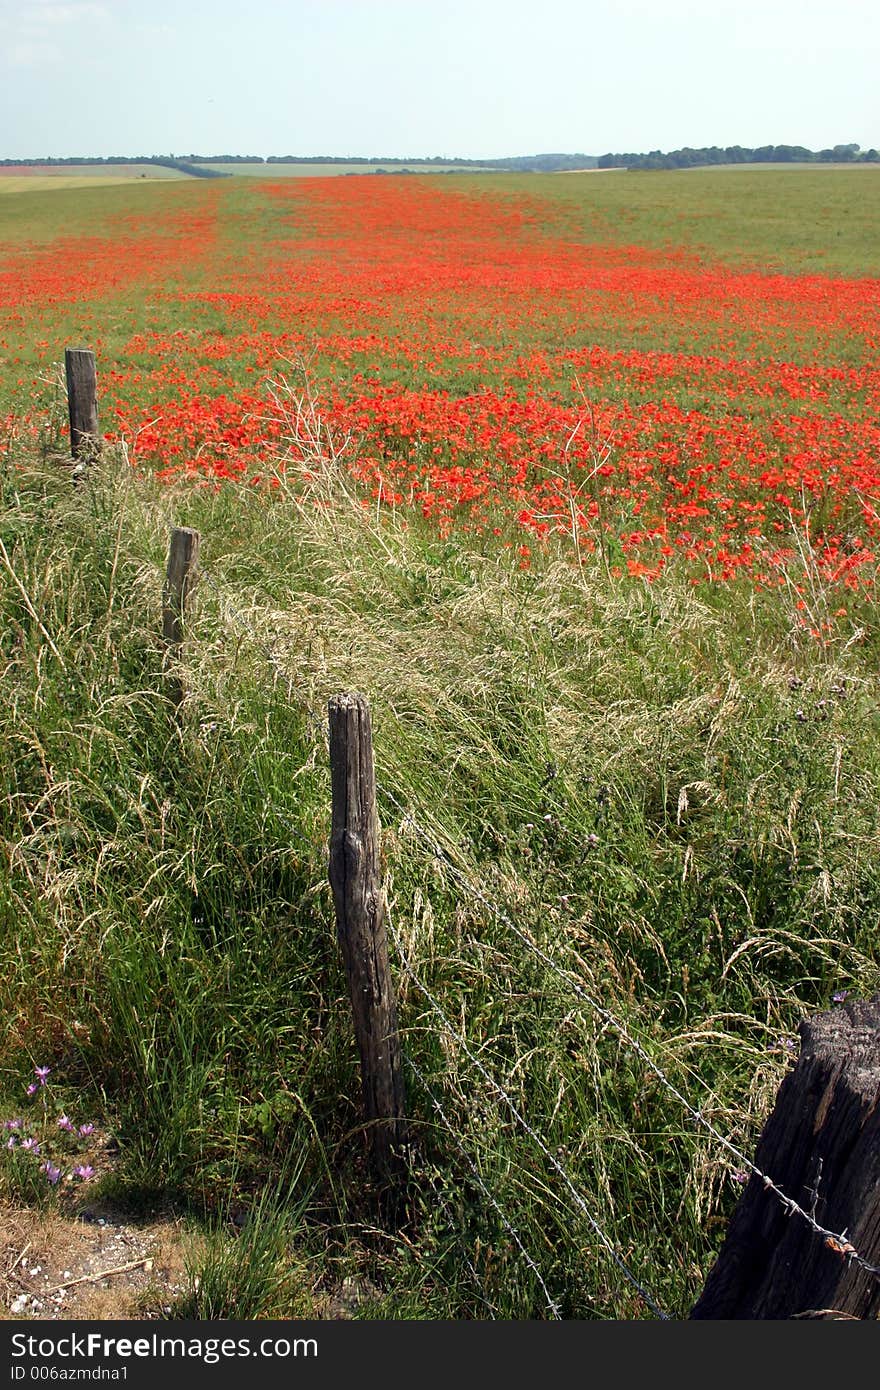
[64,348,101,462]
[328,692,406,1181]
[691,995,880,1319]
[162,527,200,707]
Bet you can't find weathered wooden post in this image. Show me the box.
[64,348,101,463]
[328,692,406,1183]
[162,526,200,708]
[691,995,880,1319]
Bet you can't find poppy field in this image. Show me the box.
[3,167,880,604]
[4,167,880,1319]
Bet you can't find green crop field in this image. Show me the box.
[488,164,880,276]
[1,166,880,1320]
[0,163,190,191]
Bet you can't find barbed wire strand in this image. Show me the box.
[193,564,880,1283]
[387,918,669,1319]
[407,1152,499,1319]
[191,607,560,1314]
[404,1052,562,1319]
[378,782,880,1282]
[222,781,561,1308]
[242,759,562,1316]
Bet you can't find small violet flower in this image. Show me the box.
[72,1165,94,1181]
[21,1137,40,1154]
[731,1171,749,1185]
[34,1066,51,1085]
[3,1118,21,1131]
[26,1084,38,1096]
[78,1124,95,1138]
[57,1115,74,1133]
[42,1163,62,1185]
[832,990,849,1004]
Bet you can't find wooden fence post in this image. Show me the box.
[64,348,101,463]
[162,526,200,707]
[691,995,880,1319]
[328,692,406,1182]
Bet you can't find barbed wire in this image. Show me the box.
[403,1051,562,1319]
[191,581,576,1308]
[387,918,670,1319]
[192,557,880,1288]
[378,783,880,1284]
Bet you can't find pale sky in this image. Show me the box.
[1,0,878,160]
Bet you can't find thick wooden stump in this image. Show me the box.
[692,995,880,1319]
[328,693,406,1182]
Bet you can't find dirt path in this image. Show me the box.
[1,1201,189,1320]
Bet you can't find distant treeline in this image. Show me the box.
[1,152,597,174]
[259,153,599,171]
[182,153,599,172]
[597,142,879,170]
[6,147,879,176]
[0,156,227,178]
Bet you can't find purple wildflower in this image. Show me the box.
[57,1115,74,1133]
[6,1136,16,1150]
[26,1084,38,1096]
[21,1137,40,1154]
[77,1124,95,1138]
[3,1118,21,1131]
[33,1066,51,1085]
[42,1163,62,1185]
[832,990,849,1004]
[731,1171,749,1184]
[72,1164,94,1181]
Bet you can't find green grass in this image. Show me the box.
[6,165,880,273]
[471,165,880,277]
[2,411,880,1318]
[0,177,216,248]
[2,166,877,429]
[0,173,186,196]
[2,165,880,1316]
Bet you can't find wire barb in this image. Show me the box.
[378,782,880,1285]
[192,554,880,1305]
[389,918,669,1319]
[405,1052,562,1319]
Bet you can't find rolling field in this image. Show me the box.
[0,160,499,189]
[3,167,880,598]
[2,167,880,1320]
[198,161,500,176]
[0,164,190,194]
